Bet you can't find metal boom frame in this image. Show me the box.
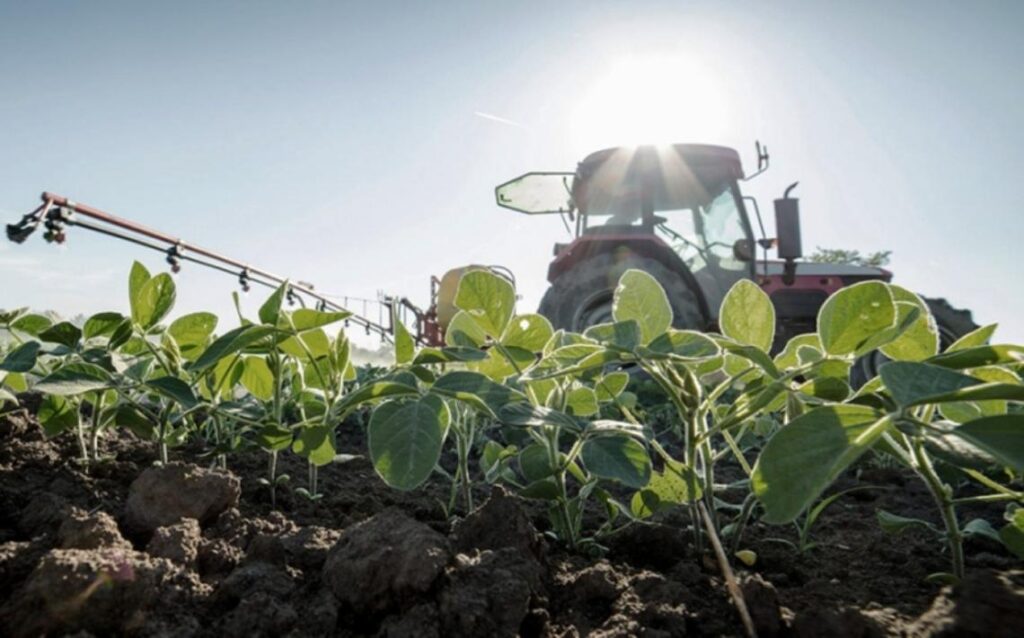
[6,192,436,344]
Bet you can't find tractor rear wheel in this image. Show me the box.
[538,253,705,333]
[852,297,977,386]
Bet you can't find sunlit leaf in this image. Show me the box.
[817,281,895,356]
[719,279,775,352]
[454,269,516,338]
[612,269,672,345]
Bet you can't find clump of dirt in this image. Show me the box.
[125,462,241,535]
[0,403,1022,636]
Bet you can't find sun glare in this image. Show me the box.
[569,54,731,152]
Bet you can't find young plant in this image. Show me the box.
[751,283,1024,580]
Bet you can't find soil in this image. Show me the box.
[1,398,1023,637]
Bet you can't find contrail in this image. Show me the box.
[473,111,529,130]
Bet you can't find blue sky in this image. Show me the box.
[2,1,1022,344]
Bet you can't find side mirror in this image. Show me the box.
[774,182,802,260]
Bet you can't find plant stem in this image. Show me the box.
[698,501,757,638]
[546,426,575,548]
[729,493,759,556]
[74,404,89,466]
[269,450,278,508]
[911,440,964,579]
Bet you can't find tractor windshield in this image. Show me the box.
[654,183,753,312]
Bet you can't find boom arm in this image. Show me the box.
[6,192,436,344]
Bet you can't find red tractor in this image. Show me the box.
[495,143,975,377]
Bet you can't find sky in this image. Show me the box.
[2,0,1022,346]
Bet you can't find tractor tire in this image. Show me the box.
[538,253,705,333]
[852,297,978,386]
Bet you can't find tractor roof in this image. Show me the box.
[574,144,744,215]
[576,144,744,181]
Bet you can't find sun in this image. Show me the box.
[569,54,731,152]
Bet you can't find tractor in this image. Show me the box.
[492,143,976,378]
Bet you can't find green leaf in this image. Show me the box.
[612,269,672,345]
[431,370,528,417]
[239,356,274,401]
[335,380,420,416]
[718,340,781,378]
[880,291,939,362]
[83,312,126,340]
[3,371,27,392]
[0,341,40,372]
[581,435,652,489]
[876,509,937,536]
[595,372,630,402]
[949,414,1024,472]
[454,269,516,338]
[368,395,450,490]
[256,424,293,451]
[751,405,889,524]
[34,362,111,396]
[292,425,337,467]
[948,324,997,352]
[445,310,487,348]
[817,281,896,356]
[38,394,78,438]
[518,443,558,482]
[631,460,701,517]
[168,312,218,349]
[583,320,642,351]
[190,324,277,371]
[879,361,982,408]
[411,346,487,365]
[927,344,1024,370]
[38,321,82,348]
[146,376,198,408]
[926,382,1024,405]
[259,282,288,326]
[116,404,156,439]
[646,329,721,360]
[335,331,351,373]
[134,273,176,329]
[565,387,599,416]
[501,313,554,352]
[498,402,582,433]
[0,387,15,405]
[393,309,415,366]
[999,509,1024,559]
[280,329,331,361]
[719,279,775,352]
[774,334,822,370]
[128,261,152,322]
[287,308,351,332]
[519,478,560,500]
[11,313,53,336]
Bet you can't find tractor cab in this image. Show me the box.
[497,144,764,326]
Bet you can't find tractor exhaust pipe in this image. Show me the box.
[774,182,802,285]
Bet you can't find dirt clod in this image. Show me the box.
[125,462,241,536]
[741,573,784,637]
[440,547,546,637]
[147,517,201,567]
[322,508,451,615]
[910,569,1024,637]
[0,547,208,638]
[452,485,545,561]
[58,508,132,551]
